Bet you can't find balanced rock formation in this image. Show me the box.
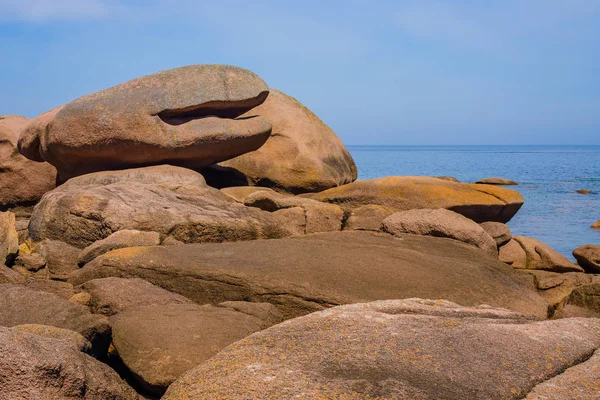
[18,65,272,181]
[164,299,600,400]
[0,326,138,399]
[80,277,193,316]
[205,89,358,194]
[70,231,549,319]
[304,176,524,223]
[573,244,600,273]
[480,221,512,247]
[28,165,297,248]
[381,208,497,256]
[111,304,267,395]
[0,115,56,207]
[476,177,518,185]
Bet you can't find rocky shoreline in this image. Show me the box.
[1,65,599,399]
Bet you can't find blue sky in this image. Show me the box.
[1,0,599,145]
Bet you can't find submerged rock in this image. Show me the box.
[304,176,524,223]
[0,115,56,207]
[206,89,358,194]
[476,177,518,185]
[163,299,600,400]
[592,220,600,229]
[576,189,591,194]
[381,208,497,256]
[18,65,272,181]
[70,231,548,319]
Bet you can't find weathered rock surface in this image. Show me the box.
[0,211,18,265]
[218,301,285,327]
[0,115,56,207]
[220,186,281,203]
[207,89,357,194]
[23,277,75,299]
[573,244,600,273]
[0,326,139,399]
[480,221,512,247]
[70,231,549,319]
[0,284,110,354]
[111,304,266,395]
[435,175,460,182]
[499,238,527,268]
[0,264,25,284]
[517,270,600,316]
[476,177,518,185]
[304,176,524,223]
[12,324,91,353]
[244,190,344,234]
[18,65,272,181]
[514,236,583,273]
[78,230,161,266]
[526,348,600,399]
[381,209,497,256]
[163,299,600,400]
[80,277,193,316]
[28,165,295,248]
[344,204,395,231]
[37,239,80,280]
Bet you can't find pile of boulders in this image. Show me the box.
[1,64,599,399]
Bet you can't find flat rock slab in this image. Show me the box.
[163,299,600,400]
[70,231,549,319]
[0,326,139,400]
[78,230,161,266]
[80,277,193,316]
[304,176,524,223]
[111,304,265,395]
[0,284,110,355]
[18,64,271,180]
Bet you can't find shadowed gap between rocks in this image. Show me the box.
[156,93,269,125]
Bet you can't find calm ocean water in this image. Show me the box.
[348,145,600,259]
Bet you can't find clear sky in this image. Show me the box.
[1,0,599,145]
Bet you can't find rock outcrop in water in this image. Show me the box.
[1,64,596,398]
[476,177,518,185]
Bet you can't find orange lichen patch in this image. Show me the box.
[102,246,149,260]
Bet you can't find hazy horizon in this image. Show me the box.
[1,0,599,145]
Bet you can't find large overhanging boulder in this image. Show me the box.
[18,65,272,181]
[205,89,358,194]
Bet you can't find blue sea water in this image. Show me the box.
[348,145,600,259]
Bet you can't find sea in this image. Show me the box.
[348,145,600,260]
